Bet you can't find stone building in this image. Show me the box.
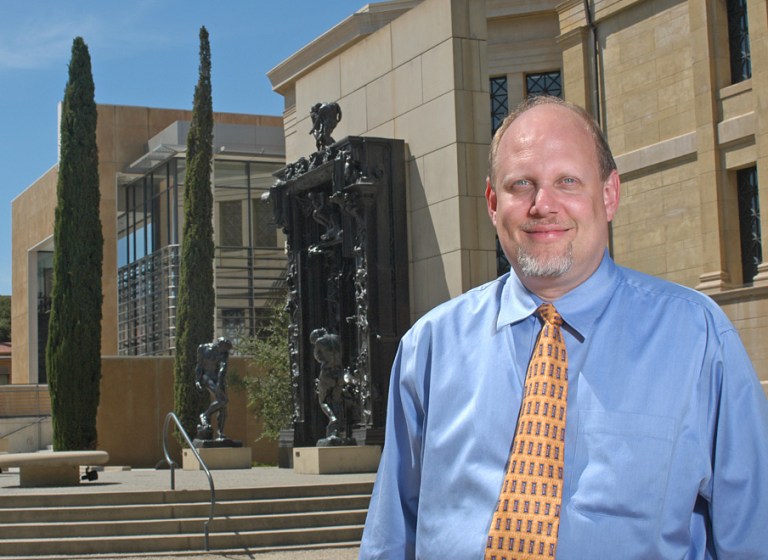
[267,0,767,393]
[11,105,285,384]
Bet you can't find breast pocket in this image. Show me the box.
[569,410,675,519]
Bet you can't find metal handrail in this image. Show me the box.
[0,416,49,439]
[162,412,215,551]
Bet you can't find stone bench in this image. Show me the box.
[0,450,109,487]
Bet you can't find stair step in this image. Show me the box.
[0,509,368,539]
[0,494,371,523]
[0,480,375,508]
[0,525,366,556]
[0,480,373,557]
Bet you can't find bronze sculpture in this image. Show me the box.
[311,327,359,446]
[309,102,342,151]
[195,337,233,441]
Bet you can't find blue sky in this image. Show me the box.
[0,0,367,295]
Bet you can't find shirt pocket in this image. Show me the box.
[570,410,675,519]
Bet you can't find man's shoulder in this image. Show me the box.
[410,276,507,330]
[615,264,731,327]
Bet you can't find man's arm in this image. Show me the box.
[360,338,425,559]
[705,329,768,557]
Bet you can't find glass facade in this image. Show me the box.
[213,160,284,346]
[117,157,285,355]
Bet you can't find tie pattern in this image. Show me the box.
[485,303,568,560]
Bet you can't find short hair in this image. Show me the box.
[488,95,617,189]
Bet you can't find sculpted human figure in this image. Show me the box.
[195,337,233,440]
[309,102,342,151]
[310,328,344,441]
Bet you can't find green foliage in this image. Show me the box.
[235,306,293,441]
[0,296,10,342]
[46,37,103,451]
[173,27,215,438]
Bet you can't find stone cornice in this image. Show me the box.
[267,1,422,94]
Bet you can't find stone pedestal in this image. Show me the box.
[292,445,381,474]
[22,464,80,487]
[183,446,252,470]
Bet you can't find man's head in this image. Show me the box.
[486,95,620,300]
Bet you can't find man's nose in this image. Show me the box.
[529,185,557,216]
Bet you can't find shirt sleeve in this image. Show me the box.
[360,334,426,560]
[705,328,768,558]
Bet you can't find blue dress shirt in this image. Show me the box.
[360,252,768,559]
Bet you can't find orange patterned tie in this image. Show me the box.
[485,303,568,560]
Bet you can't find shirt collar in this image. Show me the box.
[497,250,619,339]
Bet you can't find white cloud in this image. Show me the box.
[0,1,173,71]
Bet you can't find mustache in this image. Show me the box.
[519,219,575,232]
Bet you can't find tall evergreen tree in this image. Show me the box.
[174,27,215,437]
[0,296,10,343]
[46,37,103,450]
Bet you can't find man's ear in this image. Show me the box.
[485,178,498,226]
[603,169,621,222]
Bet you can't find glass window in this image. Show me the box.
[219,200,243,247]
[250,162,280,247]
[253,198,277,247]
[490,76,509,136]
[526,71,563,98]
[727,0,751,83]
[737,166,762,283]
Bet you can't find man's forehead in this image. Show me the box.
[500,107,593,155]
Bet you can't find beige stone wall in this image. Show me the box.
[0,357,278,466]
[98,356,277,468]
[557,0,768,388]
[10,166,57,384]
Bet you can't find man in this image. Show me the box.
[195,337,233,440]
[359,96,768,558]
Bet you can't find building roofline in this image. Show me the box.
[267,0,422,94]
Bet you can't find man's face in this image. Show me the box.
[486,104,620,299]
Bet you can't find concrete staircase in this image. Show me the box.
[0,481,373,557]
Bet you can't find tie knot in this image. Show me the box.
[538,303,563,326]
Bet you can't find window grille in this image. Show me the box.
[526,71,562,99]
[490,76,509,136]
[737,166,762,283]
[727,0,751,83]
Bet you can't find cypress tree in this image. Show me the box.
[46,37,103,450]
[173,27,215,437]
